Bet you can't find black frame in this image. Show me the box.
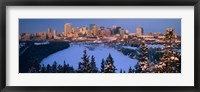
[0,0,199,92]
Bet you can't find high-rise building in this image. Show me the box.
[119,28,124,35]
[89,24,95,30]
[93,25,99,36]
[105,28,111,36]
[73,27,79,33]
[48,28,53,39]
[42,32,47,40]
[79,26,87,35]
[111,25,117,35]
[125,30,129,34]
[72,27,79,38]
[86,30,90,35]
[64,23,72,36]
[136,26,143,36]
[54,29,57,39]
[116,27,122,34]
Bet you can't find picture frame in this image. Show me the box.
[0,0,199,92]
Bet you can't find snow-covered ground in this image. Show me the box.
[122,44,164,50]
[122,46,138,50]
[40,44,138,73]
[147,44,164,48]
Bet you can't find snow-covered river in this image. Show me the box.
[40,44,138,72]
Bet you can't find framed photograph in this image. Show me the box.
[0,0,200,92]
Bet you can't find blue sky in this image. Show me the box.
[19,19,181,35]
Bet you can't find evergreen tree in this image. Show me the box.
[90,55,98,73]
[135,41,149,73]
[128,66,133,73]
[41,64,46,73]
[46,64,52,73]
[52,61,57,73]
[104,54,116,73]
[28,59,39,73]
[155,28,181,73]
[63,61,67,73]
[77,50,91,73]
[101,59,105,73]
[120,69,123,73]
[28,66,37,73]
[57,64,63,73]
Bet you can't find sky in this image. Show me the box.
[19,19,181,35]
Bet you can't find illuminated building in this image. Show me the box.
[64,23,72,36]
[54,29,57,39]
[93,25,99,36]
[136,26,143,36]
[125,30,129,34]
[47,28,53,39]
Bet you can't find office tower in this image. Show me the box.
[38,32,43,37]
[54,29,57,39]
[73,27,79,33]
[72,27,79,37]
[119,28,124,35]
[42,32,47,40]
[79,26,87,35]
[116,27,122,34]
[136,26,143,36]
[64,23,72,36]
[105,28,111,36]
[89,24,95,30]
[125,30,129,34]
[47,28,53,39]
[111,25,117,35]
[93,25,99,36]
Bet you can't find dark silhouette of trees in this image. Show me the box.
[77,50,98,73]
[128,66,134,73]
[90,55,98,73]
[52,61,57,73]
[101,59,105,73]
[77,49,92,73]
[120,69,123,73]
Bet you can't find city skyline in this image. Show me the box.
[19,19,181,35]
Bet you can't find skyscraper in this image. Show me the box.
[89,24,95,30]
[116,27,122,34]
[48,28,53,39]
[111,25,117,35]
[136,26,143,36]
[93,25,99,36]
[54,29,57,39]
[64,23,72,36]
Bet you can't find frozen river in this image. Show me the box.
[40,44,138,72]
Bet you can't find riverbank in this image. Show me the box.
[19,41,70,73]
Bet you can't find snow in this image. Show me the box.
[122,46,138,50]
[40,44,138,73]
[147,44,164,48]
[34,41,50,45]
[122,44,164,49]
